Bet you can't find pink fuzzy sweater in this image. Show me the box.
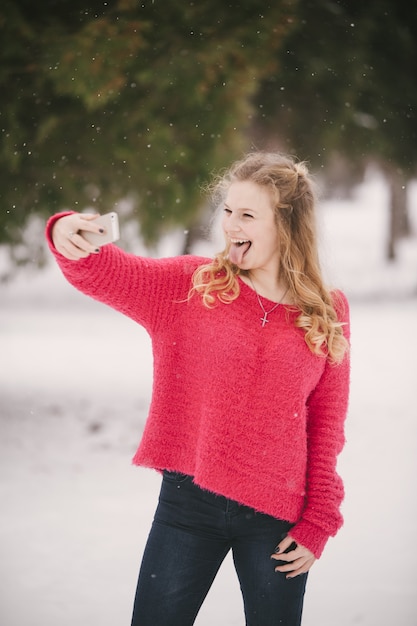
[46,214,350,558]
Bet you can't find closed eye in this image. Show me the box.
[223,206,254,219]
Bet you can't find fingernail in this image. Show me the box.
[274,546,280,553]
[95,248,100,253]
[99,228,104,233]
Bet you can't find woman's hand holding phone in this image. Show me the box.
[51,212,119,260]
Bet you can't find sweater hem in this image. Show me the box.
[132,455,305,526]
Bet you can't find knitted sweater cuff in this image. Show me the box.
[289,519,331,559]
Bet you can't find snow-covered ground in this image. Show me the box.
[1,170,416,625]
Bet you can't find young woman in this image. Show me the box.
[46,151,350,626]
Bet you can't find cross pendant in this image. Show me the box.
[261,312,269,327]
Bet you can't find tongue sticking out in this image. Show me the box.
[228,241,251,266]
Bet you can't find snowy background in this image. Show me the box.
[1,169,416,625]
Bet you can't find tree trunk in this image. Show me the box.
[182,203,214,255]
[386,168,411,261]
[182,221,203,255]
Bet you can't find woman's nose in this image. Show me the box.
[224,213,240,233]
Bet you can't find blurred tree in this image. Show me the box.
[253,0,417,259]
[0,0,297,267]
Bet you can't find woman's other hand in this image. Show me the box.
[271,535,316,579]
[51,213,103,260]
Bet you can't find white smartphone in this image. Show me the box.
[81,212,120,247]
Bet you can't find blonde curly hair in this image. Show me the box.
[191,151,349,363]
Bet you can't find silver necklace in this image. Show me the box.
[248,275,289,328]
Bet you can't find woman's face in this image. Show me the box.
[221,181,281,274]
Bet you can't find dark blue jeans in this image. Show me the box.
[131,472,308,626]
